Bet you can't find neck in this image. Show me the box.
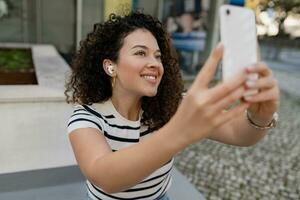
[111,91,142,121]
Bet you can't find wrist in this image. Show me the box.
[162,118,190,152]
[246,110,278,130]
[247,111,274,127]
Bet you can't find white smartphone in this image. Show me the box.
[219,5,258,96]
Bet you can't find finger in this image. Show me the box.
[244,87,280,102]
[212,86,246,112]
[246,62,272,77]
[208,70,248,103]
[215,102,250,127]
[191,43,223,90]
[246,77,278,90]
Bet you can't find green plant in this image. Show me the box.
[0,48,33,72]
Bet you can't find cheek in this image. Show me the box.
[159,65,164,81]
[118,64,141,82]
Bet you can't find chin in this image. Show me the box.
[143,89,158,97]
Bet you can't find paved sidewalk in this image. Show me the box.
[265,60,300,99]
[177,47,300,200]
[261,45,300,99]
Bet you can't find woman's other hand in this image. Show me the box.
[169,44,250,145]
[243,63,280,126]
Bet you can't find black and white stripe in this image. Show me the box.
[67,101,173,200]
[86,172,172,200]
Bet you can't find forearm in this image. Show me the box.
[230,111,273,146]
[90,121,188,193]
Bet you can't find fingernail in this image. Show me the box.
[216,43,223,50]
[247,65,255,72]
[247,73,258,81]
[246,80,256,88]
[244,89,259,97]
[244,95,252,101]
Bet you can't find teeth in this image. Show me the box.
[142,75,156,80]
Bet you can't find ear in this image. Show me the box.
[103,59,116,76]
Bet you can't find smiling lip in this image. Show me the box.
[141,74,158,84]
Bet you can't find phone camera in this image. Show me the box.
[226,9,230,15]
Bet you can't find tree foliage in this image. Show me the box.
[258,0,300,35]
[259,0,300,13]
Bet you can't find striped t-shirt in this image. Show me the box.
[67,99,173,200]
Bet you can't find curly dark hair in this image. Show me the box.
[65,11,184,131]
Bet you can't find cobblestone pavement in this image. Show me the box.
[174,93,300,200]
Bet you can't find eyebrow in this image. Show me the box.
[131,45,160,53]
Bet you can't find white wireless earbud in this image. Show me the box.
[107,64,114,74]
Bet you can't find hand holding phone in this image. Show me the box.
[220,5,258,96]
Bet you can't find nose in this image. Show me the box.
[146,55,162,69]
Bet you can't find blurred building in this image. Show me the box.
[0,0,164,54]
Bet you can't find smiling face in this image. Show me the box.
[112,28,164,99]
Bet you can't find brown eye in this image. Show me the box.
[156,54,162,60]
[135,51,146,56]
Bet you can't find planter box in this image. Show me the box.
[0,71,38,85]
[0,47,38,85]
[0,43,71,102]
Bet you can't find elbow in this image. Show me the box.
[239,143,256,147]
[100,185,119,194]
[102,184,125,194]
[88,177,113,194]
[88,176,125,194]
[88,179,113,194]
[86,158,133,193]
[86,161,123,193]
[235,135,267,147]
[236,140,260,147]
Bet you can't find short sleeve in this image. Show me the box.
[67,105,104,134]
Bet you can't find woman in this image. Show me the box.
[65,11,279,200]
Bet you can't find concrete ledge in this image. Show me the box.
[0,166,205,200]
[0,43,70,103]
[0,102,75,174]
[0,165,86,200]
[0,166,84,193]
